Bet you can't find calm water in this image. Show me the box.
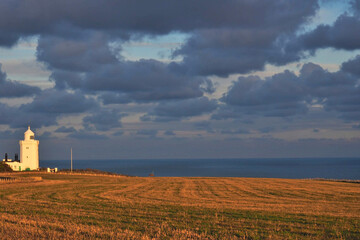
[41,158,360,179]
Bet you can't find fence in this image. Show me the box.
[0,176,42,183]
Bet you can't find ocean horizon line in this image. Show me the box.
[42,157,360,161]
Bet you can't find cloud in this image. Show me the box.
[258,127,276,134]
[0,129,24,140]
[37,33,213,102]
[193,121,215,133]
[193,121,211,129]
[0,0,318,47]
[173,29,301,77]
[0,64,40,98]
[68,130,108,140]
[2,0,321,89]
[352,0,360,13]
[289,6,360,52]
[82,59,212,101]
[144,97,218,121]
[99,93,132,105]
[2,0,360,159]
[83,109,125,131]
[172,1,318,76]
[6,89,98,128]
[9,112,59,129]
[219,71,307,118]
[136,129,158,138]
[37,32,117,72]
[300,63,360,121]
[300,62,358,98]
[55,126,76,133]
[112,130,124,136]
[0,31,20,47]
[216,62,360,121]
[20,89,97,114]
[341,55,360,77]
[38,131,53,139]
[221,129,251,135]
[0,103,18,125]
[164,130,175,136]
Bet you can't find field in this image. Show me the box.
[0,173,359,239]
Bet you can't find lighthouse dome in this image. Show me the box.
[24,126,35,140]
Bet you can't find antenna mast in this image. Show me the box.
[71,147,73,173]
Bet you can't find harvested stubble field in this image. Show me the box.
[0,173,359,239]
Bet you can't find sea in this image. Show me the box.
[41,158,360,179]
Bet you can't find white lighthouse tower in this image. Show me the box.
[19,126,39,170]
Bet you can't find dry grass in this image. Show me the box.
[0,173,359,239]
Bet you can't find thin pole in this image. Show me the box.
[71,148,73,173]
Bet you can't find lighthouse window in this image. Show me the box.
[30,136,34,139]
[26,147,29,149]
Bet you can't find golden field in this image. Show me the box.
[0,173,359,239]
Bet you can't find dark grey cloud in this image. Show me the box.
[68,130,108,140]
[1,0,322,85]
[82,59,213,101]
[144,97,218,121]
[173,29,301,77]
[0,64,40,98]
[219,71,307,118]
[20,89,97,114]
[300,63,360,121]
[258,127,276,134]
[100,93,132,105]
[83,109,125,131]
[289,6,360,53]
[9,112,58,129]
[37,34,213,102]
[37,33,117,72]
[136,129,158,138]
[193,121,211,129]
[112,130,124,136]
[0,103,17,125]
[172,1,318,76]
[38,131,53,139]
[6,89,98,128]
[300,62,358,98]
[221,129,250,135]
[0,129,24,140]
[55,126,76,133]
[0,31,20,47]
[341,55,360,77]
[2,0,360,162]
[2,0,356,83]
[193,121,215,133]
[0,0,318,47]
[164,130,175,136]
[216,62,360,121]
[353,0,360,14]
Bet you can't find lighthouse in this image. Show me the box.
[19,126,39,170]
[3,126,40,171]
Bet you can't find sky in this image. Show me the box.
[1,0,360,160]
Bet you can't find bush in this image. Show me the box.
[0,162,13,172]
